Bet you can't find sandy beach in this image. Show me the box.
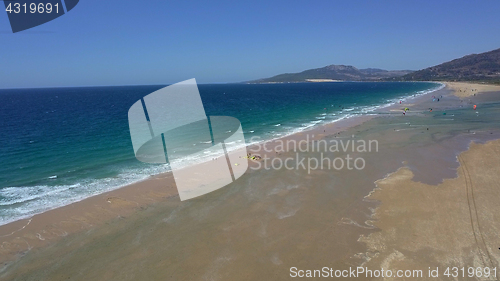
[2,82,500,280]
[446,82,500,98]
[360,139,500,279]
[305,79,343,82]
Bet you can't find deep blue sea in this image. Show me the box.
[0,82,440,225]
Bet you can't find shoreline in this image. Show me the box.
[2,81,499,277]
[359,138,500,275]
[0,82,444,266]
[0,109,380,267]
[0,82,443,227]
[351,82,500,276]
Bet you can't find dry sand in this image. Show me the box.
[305,79,342,82]
[445,82,500,98]
[360,140,500,280]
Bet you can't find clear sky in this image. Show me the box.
[1,0,500,88]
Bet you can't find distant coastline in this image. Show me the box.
[305,79,343,82]
[246,65,413,84]
[246,47,500,84]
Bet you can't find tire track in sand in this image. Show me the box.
[459,154,497,280]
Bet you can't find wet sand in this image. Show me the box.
[355,85,500,280]
[2,82,500,280]
[360,140,500,280]
[0,112,375,271]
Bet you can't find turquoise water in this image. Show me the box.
[0,82,440,224]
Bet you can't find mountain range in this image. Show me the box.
[398,48,500,82]
[248,48,500,84]
[248,65,413,83]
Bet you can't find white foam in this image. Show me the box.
[0,164,171,226]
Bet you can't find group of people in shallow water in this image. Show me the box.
[432,95,443,102]
[400,94,478,116]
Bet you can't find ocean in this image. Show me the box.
[0,82,440,225]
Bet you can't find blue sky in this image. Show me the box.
[1,0,500,88]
